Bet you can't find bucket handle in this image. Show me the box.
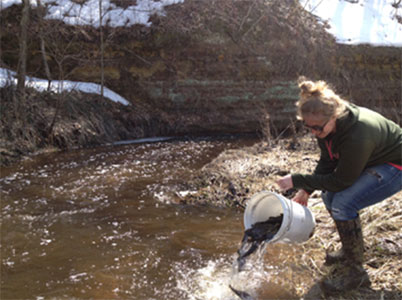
[286,198,294,232]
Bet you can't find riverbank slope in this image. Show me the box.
[0,86,174,166]
[178,136,402,299]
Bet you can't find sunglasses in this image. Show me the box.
[302,119,330,132]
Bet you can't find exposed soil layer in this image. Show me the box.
[2,1,400,137]
[0,86,178,166]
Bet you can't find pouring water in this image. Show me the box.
[228,191,316,299]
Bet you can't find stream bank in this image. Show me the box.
[0,85,202,166]
[178,135,402,299]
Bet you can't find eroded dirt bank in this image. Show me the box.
[2,1,400,137]
[0,86,180,166]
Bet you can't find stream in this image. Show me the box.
[1,136,300,300]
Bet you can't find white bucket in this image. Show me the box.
[243,191,315,244]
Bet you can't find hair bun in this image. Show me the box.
[300,81,314,93]
[299,81,319,98]
[298,77,326,98]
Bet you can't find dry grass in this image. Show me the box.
[0,86,152,166]
[180,135,402,299]
[181,135,319,207]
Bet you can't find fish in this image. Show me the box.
[229,284,254,300]
[236,214,283,271]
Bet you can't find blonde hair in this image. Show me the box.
[296,77,348,121]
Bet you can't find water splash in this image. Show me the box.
[174,252,275,300]
[175,257,240,300]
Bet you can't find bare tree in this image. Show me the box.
[0,1,3,65]
[45,37,78,140]
[16,0,30,99]
[36,0,53,91]
[33,17,85,140]
[99,0,105,99]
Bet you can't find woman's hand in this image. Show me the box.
[276,174,294,191]
[292,190,309,206]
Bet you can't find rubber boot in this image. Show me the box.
[320,264,371,295]
[324,216,364,266]
[320,218,371,295]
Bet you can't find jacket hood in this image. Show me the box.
[324,103,359,141]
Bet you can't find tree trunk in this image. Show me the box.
[36,0,52,91]
[99,0,104,99]
[47,62,64,141]
[0,1,3,64]
[17,0,30,98]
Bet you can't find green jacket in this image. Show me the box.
[292,104,402,193]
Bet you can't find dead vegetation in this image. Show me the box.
[0,85,160,166]
[179,135,402,299]
[180,134,319,207]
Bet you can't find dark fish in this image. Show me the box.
[236,214,283,271]
[229,284,254,300]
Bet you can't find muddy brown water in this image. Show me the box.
[1,136,302,300]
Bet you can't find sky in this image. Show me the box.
[1,0,401,104]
